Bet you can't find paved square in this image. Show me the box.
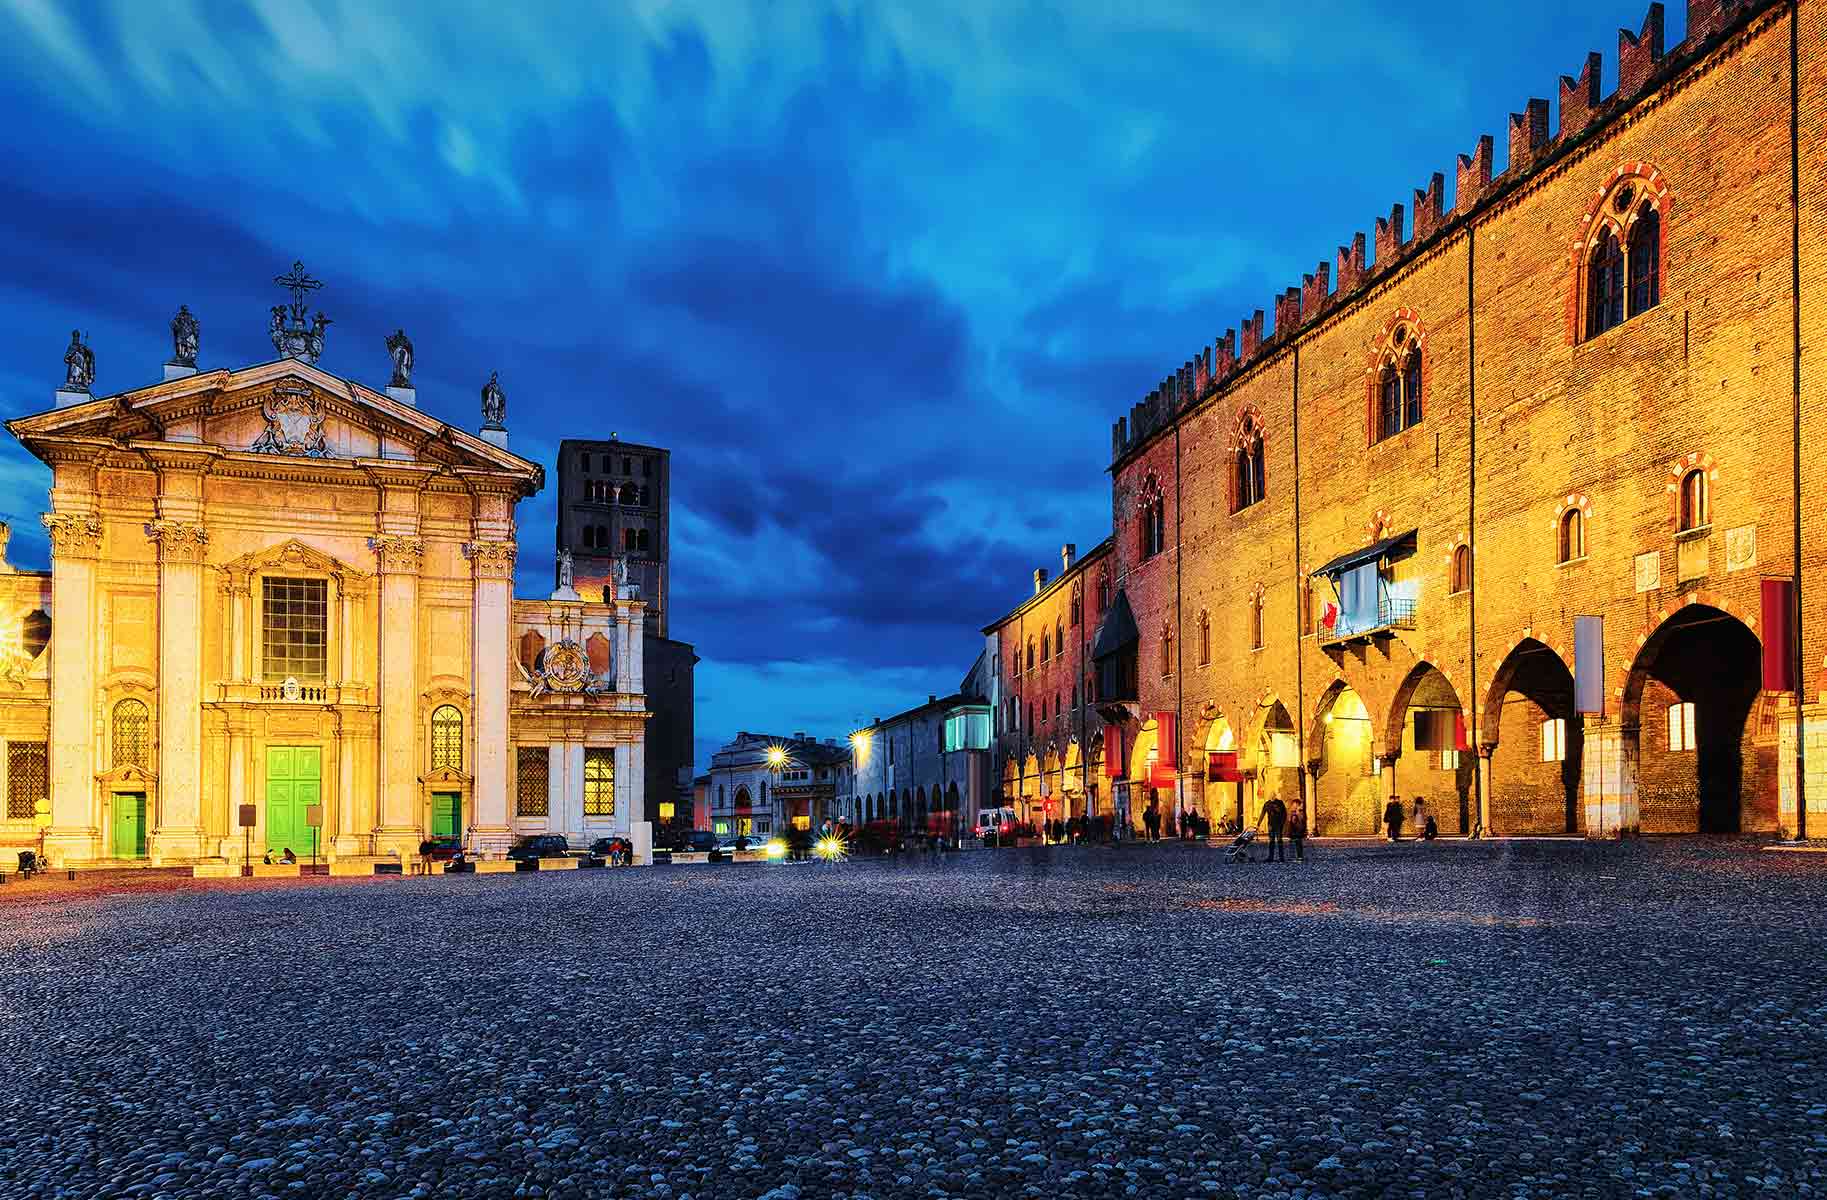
[3,842,1824,1198]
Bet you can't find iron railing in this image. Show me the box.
[1322,596,1417,644]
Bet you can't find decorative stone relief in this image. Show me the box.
[461,539,517,580]
[144,519,210,564]
[1725,524,1757,573]
[250,385,330,458]
[367,534,425,575]
[41,512,103,559]
[1634,550,1661,594]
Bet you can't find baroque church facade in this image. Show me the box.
[0,273,651,868]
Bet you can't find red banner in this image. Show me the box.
[1154,711,1177,768]
[1103,724,1122,777]
[1149,764,1178,789]
[1208,750,1242,782]
[1454,712,1470,752]
[1763,578,1797,692]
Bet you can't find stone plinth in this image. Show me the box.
[537,856,578,871]
[251,863,301,878]
[473,859,517,874]
[191,862,238,878]
[163,364,197,382]
[385,386,417,407]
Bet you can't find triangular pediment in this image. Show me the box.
[220,537,372,586]
[7,359,542,491]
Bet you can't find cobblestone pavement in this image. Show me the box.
[3,840,1824,1199]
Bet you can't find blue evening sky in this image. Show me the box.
[0,0,1683,771]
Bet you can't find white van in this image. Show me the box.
[975,806,1018,846]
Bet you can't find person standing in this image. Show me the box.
[1383,797,1404,842]
[1144,800,1161,842]
[1286,797,1307,862]
[1261,794,1288,863]
[1410,797,1427,844]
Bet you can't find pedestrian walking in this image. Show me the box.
[1383,797,1404,842]
[1260,794,1288,863]
[1144,801,1160,842]
[1287,797,1307,861]
[1410,797,1427,844]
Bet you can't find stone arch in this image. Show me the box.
[1385,660,1472,835]
[1622,601,1766,833]
[1311,681,1378,836]
[1482,637,1581,834]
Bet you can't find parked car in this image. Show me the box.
[710,836,761,862]
[663,829,717,854]
[506,834,570,863]
[975,806,1018,847]
[589,836,633,865]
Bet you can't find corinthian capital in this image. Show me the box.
[144,519,210,564]
[462,539,517,580]
[367,533,425,575]
[41,512,102,560]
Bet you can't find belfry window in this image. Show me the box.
[261,577,327,682]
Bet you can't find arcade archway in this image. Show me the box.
[1311,684,1379,835]
[1624,603,1766,833]
[1387,662,1471,834]
[1483,639,1581,834]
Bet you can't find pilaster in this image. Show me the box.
[370,533,424,857]
[145,518,209,861]
[464,538,516,855]
[42,511,102,863]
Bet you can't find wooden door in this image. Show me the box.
[111,793,147,858]
[266,746,322,855]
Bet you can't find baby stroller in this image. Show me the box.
[1224,827,1256,864]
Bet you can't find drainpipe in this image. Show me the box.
[1293,347,1309,834]
[1792,0,1807,839]
[1468,206,1484,837]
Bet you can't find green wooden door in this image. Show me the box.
[111,793,147,859]
[266,746,322,856]
[431,792,462,840]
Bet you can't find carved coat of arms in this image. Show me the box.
[517,638,609,699]
[251,386,330,458]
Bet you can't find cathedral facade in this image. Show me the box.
[0,286,650,869]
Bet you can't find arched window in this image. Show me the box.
[597,525,608,549]
[1374,325,1423,442]
[1026,638,1035,670]
[1249,591,1264,651]
[1160,624,1174,678]
[582,524,596,549]
[1628,208,1660,317]
[1588,229,1625,336]
[581,452,592,473]
[430,705,463,770]
[1450,543,1472,593]
[624,528,638,552]
[1055,620,1064,659]
[1097,569,1111,613]
[621,483,638,504]
[1559,509,1585,563]
[637,529,650,552]
[1679,469,1708,531]
[1041,630,1050,662]
[1234,415,1266,510]
[112,698,148,769]
[1138,477,1166,559]
[1197,611,1211,666]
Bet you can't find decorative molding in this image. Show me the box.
[220,537,372,595]
[41,512,102,560]
[144,519,210,564]
[462,539,517,581]
[367,534,426,575]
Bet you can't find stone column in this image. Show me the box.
[1580,719,1640,838]
[221,572,250,682]
[227,718,250,861]
[42,512,102,864]
[145,519,209,861]
[369,534,424,857]
[463,539,516,855]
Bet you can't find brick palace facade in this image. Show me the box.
[984,0,1827,839]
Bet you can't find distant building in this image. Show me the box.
[556,437,696,834]
[843,655,993,838]
[706,731,850,839]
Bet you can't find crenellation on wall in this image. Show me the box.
[1558,52,1604,140]
[1239,310,1265,362]
[1617,4,1666,99]
[1373,204,1406,270]
[1455,135,1496,213]
[1301,264,1331,323]
[1505,97,1552,177]
[1335,234,1368,296]
[1273,288,1302,341]
[1410,173,1448,244]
